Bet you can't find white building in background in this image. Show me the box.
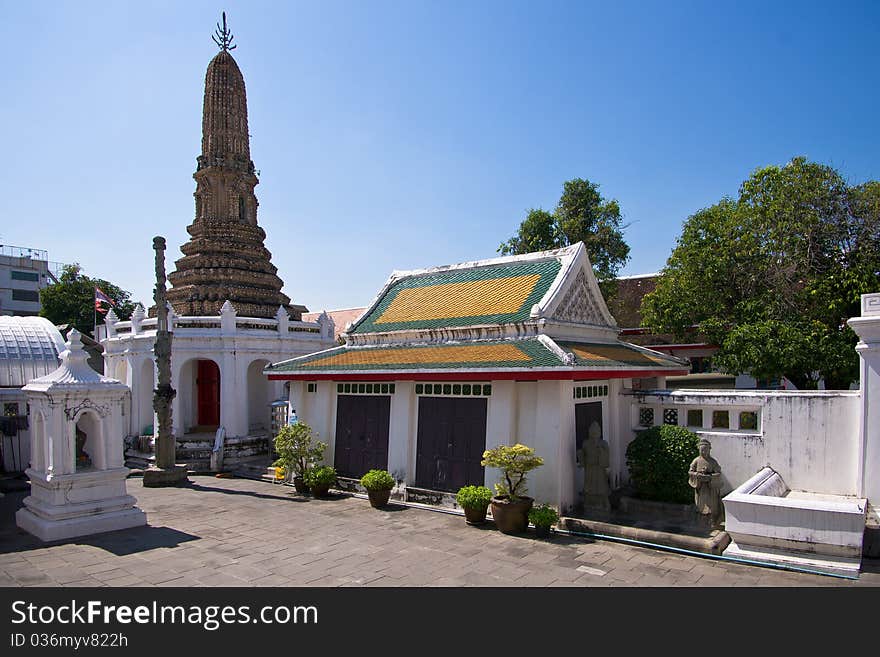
[0,244,59,317]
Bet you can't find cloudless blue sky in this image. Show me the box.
[2,1,878,312]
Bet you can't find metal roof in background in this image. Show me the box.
[0,316,66,387]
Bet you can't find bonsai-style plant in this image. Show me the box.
[456,485,493,525]
[625,425,699,504]
[272,422,326,495]
[360,469,396,508]
[481,444,544,534]
[305,465,337,498]
[528,503,559,539]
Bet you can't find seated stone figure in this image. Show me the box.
[688,439,724,526]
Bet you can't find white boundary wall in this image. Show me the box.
[629,390,861,496]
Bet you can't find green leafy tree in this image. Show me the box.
[499,178,630,297]
[39,264,136,337]
[641,157,880,389]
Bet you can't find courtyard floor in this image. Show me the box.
[1,475,877,587]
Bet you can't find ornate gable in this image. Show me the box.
[543,249,617,330]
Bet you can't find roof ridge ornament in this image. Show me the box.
[212,11,236,52]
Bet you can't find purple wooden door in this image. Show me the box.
[415,397,487,492]
[334,395,391,478]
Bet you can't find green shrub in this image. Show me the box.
[456,485,493,509]
[480,444,544,501]
[305,465,337,487]
[360,469,395,491]
[625,425,699,504]
[528,503,559,527]
[272,423,326,480]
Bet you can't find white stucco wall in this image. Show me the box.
[289,377,625,512]
[388,382,414,481]
[630,390,861,496]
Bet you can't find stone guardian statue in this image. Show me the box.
[688,439,724,526]
[580,421,611,512]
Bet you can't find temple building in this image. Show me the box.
[100,19,335,471]
[266,243,689,512]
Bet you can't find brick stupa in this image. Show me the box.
[163,25,304,320]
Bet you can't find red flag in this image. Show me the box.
[95,287,114,314]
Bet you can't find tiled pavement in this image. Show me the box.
[1,476,877,587]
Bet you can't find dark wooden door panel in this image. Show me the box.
[334,395,390,478]
[416,397,487,492]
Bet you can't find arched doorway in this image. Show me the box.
[75,411,102,471]
[196,359,221,429]
[247,359,271,433]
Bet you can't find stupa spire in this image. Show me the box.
[162,15,305,320]
[212,12,236,52]
[199,14,251,176]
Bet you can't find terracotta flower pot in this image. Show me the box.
[490,496,534,534]
[463,503,490,525]
[367,488,392,508]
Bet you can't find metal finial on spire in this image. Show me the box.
[212,11,236,51]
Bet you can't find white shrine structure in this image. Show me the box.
[100,303,334,470]
[16,329,146,541]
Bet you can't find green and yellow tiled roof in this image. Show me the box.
[266,338,687,375]
[350,259,562,334]
[267,338,564,372]
[558,341,685,369]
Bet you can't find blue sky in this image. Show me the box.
[2,1,878,312]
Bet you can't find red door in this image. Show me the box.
[197,360,221,427]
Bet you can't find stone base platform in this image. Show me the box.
[723,541,862,578]
[142,466,190,487]
[15,506,146,542]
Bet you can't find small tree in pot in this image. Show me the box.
[456,485,493,525]
[272,423,326,495]
[361,469,396,508]
[481,444,544,534]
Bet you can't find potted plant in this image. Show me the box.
[456,485,493,525]
[360,469,396,508]
[272,422,326,495]
[481,444,544,534]
[528,503,559,539]
[306,465,337,498]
